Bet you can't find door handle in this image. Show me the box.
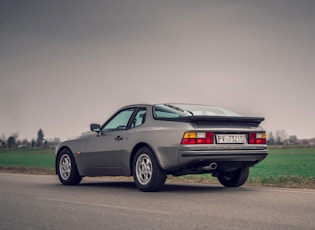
[115,136,123,141]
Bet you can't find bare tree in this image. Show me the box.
[275,130,287,144]
[267,132,275,145]
[21,139,30,148]
[7,136,15,148]
[0,133,6,148]
[1,133,6,143]
[288,135,298,145]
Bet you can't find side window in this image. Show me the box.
[131,109,147,128]
[102,109,135,131]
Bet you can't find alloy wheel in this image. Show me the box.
[135,153,153,185]
[59,154,72,180]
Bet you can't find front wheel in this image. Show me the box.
[132,147,167,192]
[218,167,249,187]
[57,148,82,185]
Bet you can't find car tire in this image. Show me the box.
[133,147,167,192]
[218,167,249,187]
[57,148,82,185]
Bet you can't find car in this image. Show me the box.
[55,103,268,192]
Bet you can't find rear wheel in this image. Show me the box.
[218,167,249,187]
[133,147,167,192]
[57,148,82,185]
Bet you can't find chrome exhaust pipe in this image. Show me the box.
[203,162,217,171]
[209,162,217,170]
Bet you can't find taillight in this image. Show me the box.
[249,132,266,144]
[182,132,214,145]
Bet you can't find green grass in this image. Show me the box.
[0,148,55,169]
[0,147,315,188]
[171,147,315,188]
[250,148,315,178]
[251,149,315,177]
[248,147,315,187]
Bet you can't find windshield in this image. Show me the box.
[153,104,242,119]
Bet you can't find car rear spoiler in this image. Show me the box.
[157,116,265,127]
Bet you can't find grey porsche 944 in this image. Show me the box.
[55,103,268,192]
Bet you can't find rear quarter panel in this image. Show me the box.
[123,119,192,171]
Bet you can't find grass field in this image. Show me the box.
[0,148,55,169]
[247,147,315,188]
[0,147,314,188]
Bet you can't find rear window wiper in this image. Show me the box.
[164,104,193,116]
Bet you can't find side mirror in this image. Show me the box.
[90,123,101,133]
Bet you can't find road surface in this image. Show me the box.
[0,173,314,230]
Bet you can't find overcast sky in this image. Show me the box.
[1,0,314,141]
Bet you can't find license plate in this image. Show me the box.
[216,134,247,144]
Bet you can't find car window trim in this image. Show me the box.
[127,107,147,129]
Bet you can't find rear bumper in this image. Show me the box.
[179,148,268,167]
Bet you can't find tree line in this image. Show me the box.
[0,129,313,148]
[0,129,61,149]
[267,130,290,145]
[267,129,314,146]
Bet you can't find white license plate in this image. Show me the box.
[216,134,247,144]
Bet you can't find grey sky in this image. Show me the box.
[1,0,314,141]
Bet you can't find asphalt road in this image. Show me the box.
[0,173,314,230]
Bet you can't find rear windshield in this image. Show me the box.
[153,104,241,119]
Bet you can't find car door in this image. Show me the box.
[84,108,135,176]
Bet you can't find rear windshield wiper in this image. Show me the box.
[164,104,193,116]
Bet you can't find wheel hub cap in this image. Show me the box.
[136,154,152,185]
[59,154,71,180]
